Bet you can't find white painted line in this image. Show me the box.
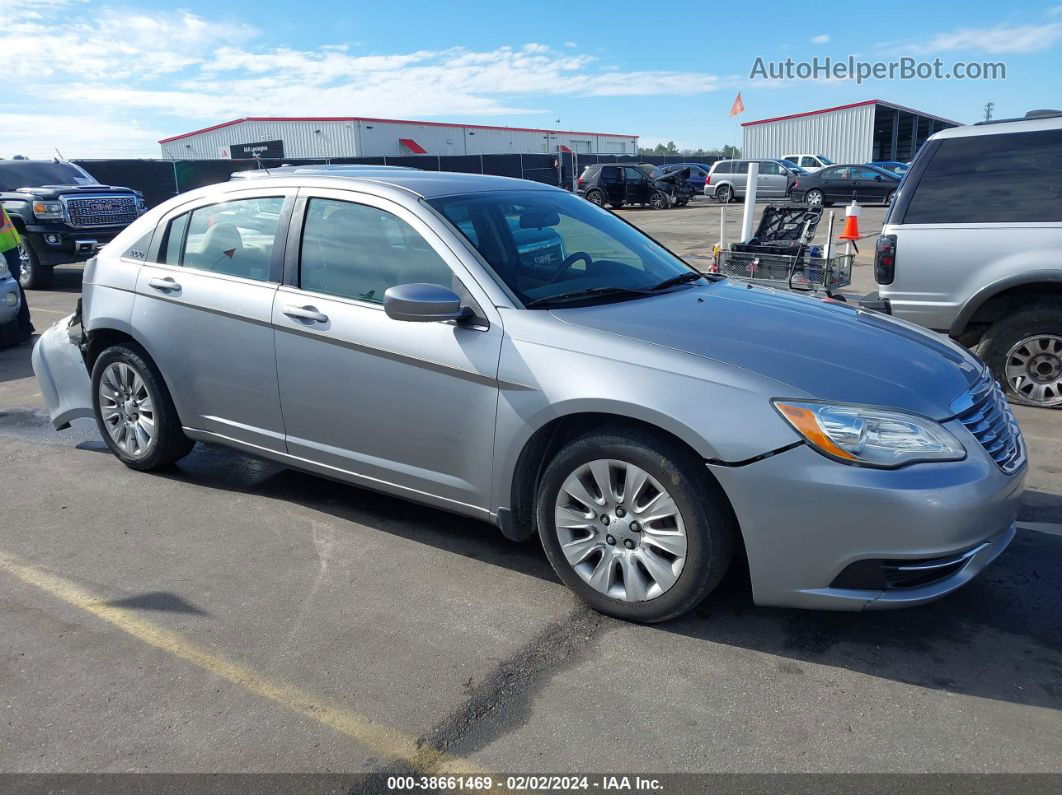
[1017,521,1062,537]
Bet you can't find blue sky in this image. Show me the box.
[3,0,1061,158]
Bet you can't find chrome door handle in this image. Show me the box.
[148,277,180,292]
[283,305,329,323]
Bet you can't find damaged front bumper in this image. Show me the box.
[31,312,93,430]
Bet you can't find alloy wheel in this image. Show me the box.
[553,459,688,602]
[98,362,157,457]
[806,190,823,208]
[1004,334,1062,407]
[17,241,31,283]
[586,191,604,206]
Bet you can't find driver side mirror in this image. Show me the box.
[874,175,883,182]
[384,283,468,323]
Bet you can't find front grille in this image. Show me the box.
[952,374,1025,474]
[63,195,138,227]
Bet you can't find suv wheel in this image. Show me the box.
[91,343,196,469]
[715,185,733,203]
[536,427,735,623]
[649,191,669,210]
[585,189,606,207]
[977,303,1062,408]
[18,240,53,290]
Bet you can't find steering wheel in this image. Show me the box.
[548,252,593,283]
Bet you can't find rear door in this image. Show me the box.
[271,188,503,510]
[819,167,850,202]
[134,189,293,452]
[850,166,892,202]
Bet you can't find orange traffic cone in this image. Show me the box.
[838,200,861,240]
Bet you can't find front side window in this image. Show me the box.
[171,197,284,281]
[299,198,456,304]
[905,130,1062,224]
[431,190,697,307]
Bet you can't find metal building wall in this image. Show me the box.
[161,119,638,160]
[742,104,875,163]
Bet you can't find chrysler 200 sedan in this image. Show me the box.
[32,171,1027,623]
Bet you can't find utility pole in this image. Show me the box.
[983,101,994,123]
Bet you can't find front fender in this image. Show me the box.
[31,315,94,430]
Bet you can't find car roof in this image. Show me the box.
[230,164,418,180]
[225,170,561,199]
[931,113,1062,140]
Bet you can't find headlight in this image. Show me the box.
[772,400,966,467]
[32,201,63,220]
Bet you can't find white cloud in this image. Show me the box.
[0,4,734,156]
[810,34,830,44]
[896,22,1062,54]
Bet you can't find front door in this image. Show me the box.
[623,167,649,204]
[272,190,503,511]
[848,166,892,202]
[133,192,292,452]
[599,166,624,205]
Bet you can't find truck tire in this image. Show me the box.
[977,301,1062,408]
[18,240,54,290]
[91,342,196,470]
[535,426,735,623]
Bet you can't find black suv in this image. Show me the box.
[0,160,145,288]
[576,163,693,209]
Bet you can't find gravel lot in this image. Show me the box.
[1,201,1060,784]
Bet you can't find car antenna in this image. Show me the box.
[253,152,270,176]
[54,148,65,162]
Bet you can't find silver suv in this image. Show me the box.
[33,171,1025,622]
[870,111,1062,407]
[705,159,795,202]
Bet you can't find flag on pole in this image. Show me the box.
[729,92,745,117]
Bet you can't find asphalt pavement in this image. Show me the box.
[1,229,1060,783]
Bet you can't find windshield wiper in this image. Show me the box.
[524,286,651,308]
[649,271,705,291]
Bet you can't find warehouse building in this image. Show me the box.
[742,100,961,163]
[159,117,639,160]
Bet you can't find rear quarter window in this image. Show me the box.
[905,129,1062,224]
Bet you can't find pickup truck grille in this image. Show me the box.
[953,374,1025,475]
[63,195,138,227]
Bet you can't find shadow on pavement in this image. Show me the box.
[149,441,1062,714]
[103,591,208,615]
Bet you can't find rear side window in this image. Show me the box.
[600,166,621,181]
[905,130,1062,223]
[161,214,189,265]
[182,197,284,281]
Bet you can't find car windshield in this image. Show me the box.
[817,155,835,165]
[429,189,698,308]
[0,162,98,191]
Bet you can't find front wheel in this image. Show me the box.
[18,240,53,290]
[536,428,735,623]
[978,303,1062,408]
[649,191,669,210]
[91,343,196,469]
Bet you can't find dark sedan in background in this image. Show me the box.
[790,164,902,207]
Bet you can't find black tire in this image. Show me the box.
[585,190,606,207]
[91,342,196,470]
[649,191,669,210]
[976,301,1062,408]
[536,427,736,623]
[885,191,896,206]
[18,240,53,290]
[715,185,733,204]
[805,189,824,209]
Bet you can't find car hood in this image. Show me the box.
[13,184,134,199]
[550,280,983,419]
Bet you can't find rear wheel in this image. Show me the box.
[977,303,1062,408]
[805,189,824,209]
[585,189,606,207]
[715,185,733,204]
[18,240,53,290]
[536,427,735,623]
[91,343,196,469]
[885,191,896,206]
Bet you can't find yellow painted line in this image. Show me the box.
[0,548,486,777]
